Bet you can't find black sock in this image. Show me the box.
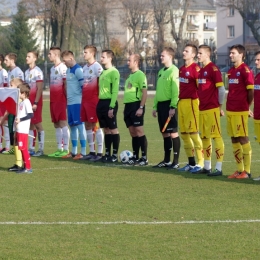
[139,135,147,159]
[188,157,196,166]
[132,136,139,159]
[172,136,181,164]
[10,132,14,146]
[164,136,172,163]
[112,133,120,156]
[105,134,112,156]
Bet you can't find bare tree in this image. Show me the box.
[120,0,153,53]
[74,0,109,50]
[218,0,260,45]
[170,0,193,66]
[151,0,172,57]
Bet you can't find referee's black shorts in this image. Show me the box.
[96,99,118,129]
[124,101,145,128]
[157,100,178,133]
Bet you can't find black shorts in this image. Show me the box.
[124,101,145,128]
[157,100,178,133]
[96,99,118,129]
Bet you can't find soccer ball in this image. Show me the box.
[120,150,133,163]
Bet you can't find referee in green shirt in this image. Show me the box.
[123,54,148,166]
[96,50,120,163]
[152,47,181,168]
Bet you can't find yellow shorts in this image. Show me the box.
[199,107,222,138]
[178,99,199,133]
[254,119,260,142]
[226,111,249,137]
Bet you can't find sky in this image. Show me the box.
[0,0,19,16]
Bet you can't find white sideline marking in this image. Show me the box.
[0,219,260,225]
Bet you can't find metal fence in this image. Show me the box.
[19,54,258,91]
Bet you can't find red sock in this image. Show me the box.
[22,149,31,169]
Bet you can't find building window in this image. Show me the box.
[228,7,235,17]
[227,26,235,38]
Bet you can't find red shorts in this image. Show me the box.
[50,102,67,123]
[31,103,43,124]
[0,104,6,117]
[80,101,98,123]
[17,132,28,151]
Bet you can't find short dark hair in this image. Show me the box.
[102,49,115,63]
[0,54,4,63]
[102,49,114,58]
[185,44,198,56]
[84,45,97,57]
[163,47,175,59]
[6,53,17,62]
[230,44,246,60]
[61,50,74,58]
[18,83,30,97]
[198,45,212,55]
[28,51,38,59]
[255,51,260,56]
[50,46,61,52]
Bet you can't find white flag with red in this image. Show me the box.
[0,88,20,115]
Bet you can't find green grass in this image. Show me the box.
[0,96,259,259]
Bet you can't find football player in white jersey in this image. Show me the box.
[80,45,104,161]
[25,51,45,156]
[0,54,8,153]
[47,46,70,158]
[3,53,24,155]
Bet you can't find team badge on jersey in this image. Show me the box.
[55,70,58,74]
[89,70,93,74]
[30,74,32,78]
[11,75,14,79]
[204,71,207,76]
[236,72,240,77]
[128,82,132,89]
[185,72,190,76]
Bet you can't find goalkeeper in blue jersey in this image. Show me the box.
[60,50,86,159]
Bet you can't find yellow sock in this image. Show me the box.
[202,138,212,161]
[190,133,204,167]
[180,133,194,157]
[232,142,244,172]
[214,137,224,162]
[242,142,252,173]
[14,145,22,167]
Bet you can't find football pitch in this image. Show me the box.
[0,95,259,259]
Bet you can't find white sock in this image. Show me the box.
[4,124,10,149]
[96,128,104,155]
[215,162,222,171]
[55,128,63,150]
[86,129,95,153]
[0,125,3,149]
[61,126,70,151]
[29,130,34,150]
[38,130,45,151]
[204,160,211,170]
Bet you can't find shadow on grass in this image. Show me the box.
[32,155,260,185]
[118,164,260,185]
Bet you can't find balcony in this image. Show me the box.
[187,22,199,31]
[204,21,216,31]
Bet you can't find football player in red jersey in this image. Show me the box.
[197,45,225,176]
[227,45,254,179]
[25,51,45,156]
[177,44,204,173]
